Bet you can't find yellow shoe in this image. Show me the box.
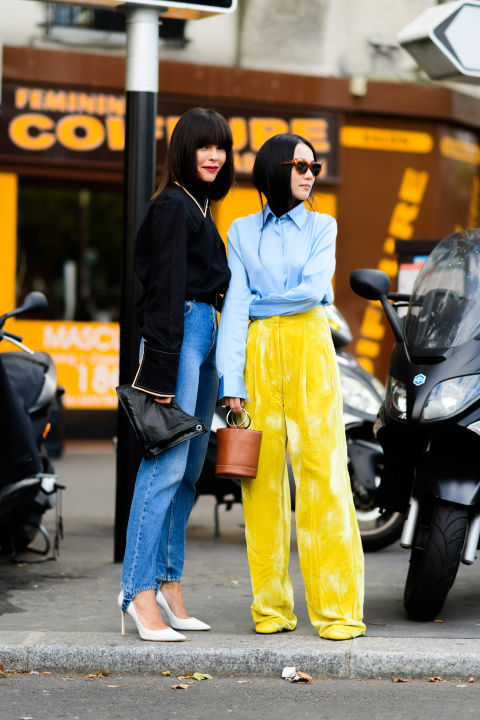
[255,620,294,634]
[321,626,364,641]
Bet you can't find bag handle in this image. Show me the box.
[226,408,252,429]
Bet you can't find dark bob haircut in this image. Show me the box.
[252,133,317,218]
[153,107,234,201]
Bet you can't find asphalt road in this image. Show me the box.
[1,672,480,720]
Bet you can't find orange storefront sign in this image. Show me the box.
[1,84,339,181]
[7,320,120,410]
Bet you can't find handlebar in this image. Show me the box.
[0,329,34,355]
[1,330,23,343]
[387,292,411,302]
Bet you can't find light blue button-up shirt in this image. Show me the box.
[216,202,336,400]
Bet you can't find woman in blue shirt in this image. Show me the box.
[216,133,365,640]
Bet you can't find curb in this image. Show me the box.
[2,638,480,680]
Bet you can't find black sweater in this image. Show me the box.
[132,184,230,396]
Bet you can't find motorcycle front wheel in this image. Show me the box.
[403,499,469,621]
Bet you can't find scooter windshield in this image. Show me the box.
[405,229,480,353]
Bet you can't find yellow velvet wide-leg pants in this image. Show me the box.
[242,306,365,639]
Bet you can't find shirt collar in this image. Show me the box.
[262,202,308,229]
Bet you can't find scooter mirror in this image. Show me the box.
[350,269,390,301]
[15,292,48,315]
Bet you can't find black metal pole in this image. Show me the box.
[114,7,159,563]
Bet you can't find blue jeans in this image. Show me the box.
[121,301,218,608]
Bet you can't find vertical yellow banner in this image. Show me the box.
[0,173,18,313]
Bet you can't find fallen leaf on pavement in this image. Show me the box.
[161,671,171,677]
[171,684,190,690]
[237,681,249,684]
[469,677,475,683]
[107,685,121,688]
[392,678,409,683]
[230,580,239,584]
[193,673,212,681]
[281,667,313,683]
[427,677,443,683]
[296,671,313,683]
[457,684,467,688]
[101,669,110,677]
[433,619,444,623]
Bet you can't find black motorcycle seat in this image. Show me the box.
[0,352,52,411]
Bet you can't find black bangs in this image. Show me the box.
[152,107,234,201]
[196,113,233,152]
[252,133,316,218]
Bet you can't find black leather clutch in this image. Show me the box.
[116,385,207,460]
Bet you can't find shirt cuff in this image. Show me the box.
[132,342,180,396]
[218,374,249,403]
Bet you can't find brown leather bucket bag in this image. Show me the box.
[216,410,262,479]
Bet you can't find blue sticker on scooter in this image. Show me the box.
[413,373,426,386]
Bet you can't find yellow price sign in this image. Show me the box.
[12,320,120,410]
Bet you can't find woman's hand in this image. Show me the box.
[223,397,244,415]
[154,396,173,404]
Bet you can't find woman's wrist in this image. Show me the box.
[223,396,244,414]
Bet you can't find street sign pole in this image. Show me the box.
[114,6,159,562]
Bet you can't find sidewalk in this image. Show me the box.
[1,441,480,679]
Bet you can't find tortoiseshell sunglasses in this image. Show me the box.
[282,159,323,177]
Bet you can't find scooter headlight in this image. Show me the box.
[422,374,480,421]
[387,376,407,421]
[340,374,382,415]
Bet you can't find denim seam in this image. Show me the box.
[166,495,176,575]
[206,305,217,356]
[156,574,182,583]
[123,461,157,594]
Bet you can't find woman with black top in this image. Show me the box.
[118,108,233,642]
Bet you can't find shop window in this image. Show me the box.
[17,184,122,322]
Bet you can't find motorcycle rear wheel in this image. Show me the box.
[403,499,469,621]
[349,463,404,551]
[355,506,404,552]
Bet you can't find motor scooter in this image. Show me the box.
[350,228,480,619]
[0,292,64,562]
[196,305,402,551]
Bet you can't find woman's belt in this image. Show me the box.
[185,292,224,311]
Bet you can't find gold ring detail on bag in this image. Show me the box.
[215,410,262,480]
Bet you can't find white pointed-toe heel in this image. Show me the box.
[156,589,211,631]
[117,591,186,642]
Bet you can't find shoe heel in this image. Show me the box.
[121,611,126,637]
